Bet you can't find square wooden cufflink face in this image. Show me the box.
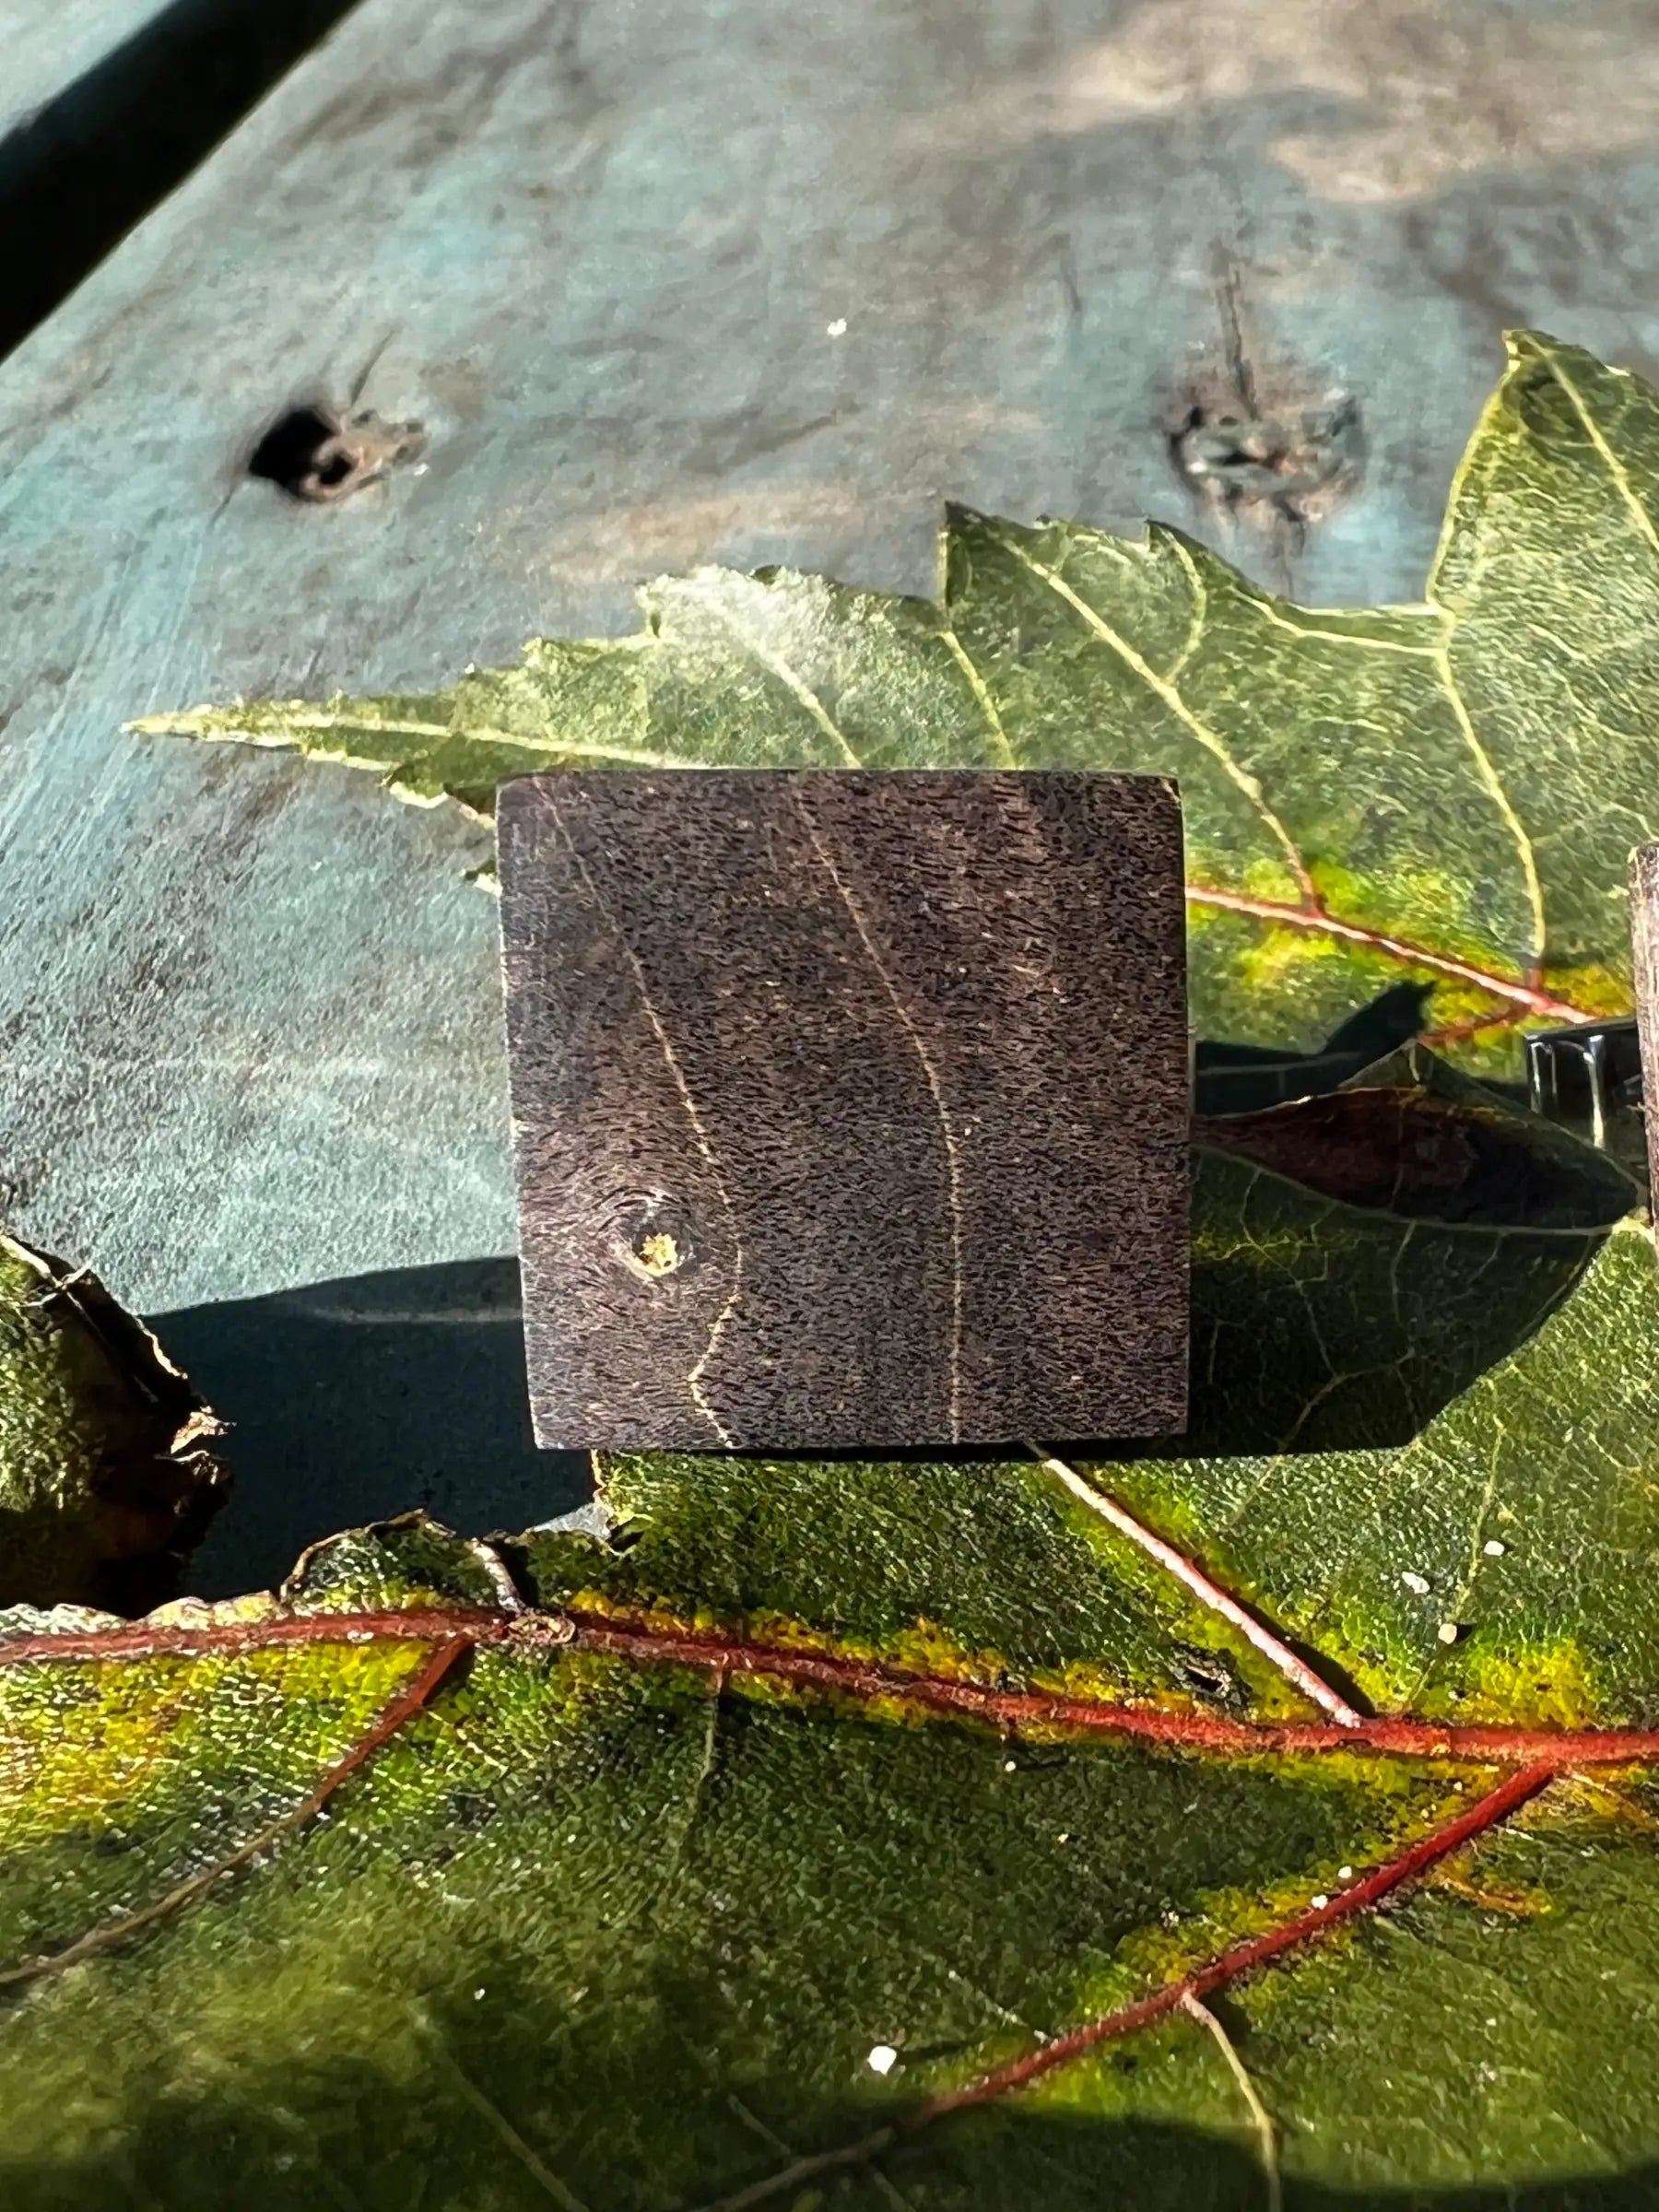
[498,771,1189,1452]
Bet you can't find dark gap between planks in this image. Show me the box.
[0,0,365,366]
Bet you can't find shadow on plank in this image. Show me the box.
[0,0,366,365]
[154,1257,587,1601]
[150,987,1634,1594]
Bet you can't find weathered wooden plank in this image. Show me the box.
[500,771,1187,1448]
[1,0,1657,1574]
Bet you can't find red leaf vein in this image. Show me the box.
[6,1609,1659,1771]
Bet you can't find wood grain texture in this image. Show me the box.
[0,0,1654,1547]
[500,771,1187,1448]
[1631,844,1659,1225]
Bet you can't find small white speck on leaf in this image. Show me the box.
[867,2044,898,2075]
[1004,1759,1017,1772]
[1484,1539,1507,1557]
[1338,1865,1354,1881]
[474,1987,487,2001]
[1311,1895,1329,1910]
[1401,1571,1430,1595]
[826,318,849,336]
[1438,1621,1463,1645]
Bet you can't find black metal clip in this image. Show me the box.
[1524,1016,1644,1171]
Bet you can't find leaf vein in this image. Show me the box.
[1539,338,1659,563]
[688,590,865,767]
[937,625,1018,766]
[986,524,1318,904]
[1433,643,1547,980]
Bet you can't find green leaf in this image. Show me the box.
[0,1231,228,1614]
[15,333,1657,2202]
[135,331,1659,1070]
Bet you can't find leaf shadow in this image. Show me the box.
[157,1169,1616,1602]
[4,1945,1653,2212]
[153,1258,589,1601]
[1167,993,1636,1461]
[153,980,1638,1598]
[1193,982,1437,1116]
[808,1183,1611,1476]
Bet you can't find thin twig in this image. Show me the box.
[1029,1449,1364,1727]
[1181,1990,1282,2212]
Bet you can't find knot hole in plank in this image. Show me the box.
[247,405,426,504]
[1166,248,1363,559]
[1168,387,1361,520]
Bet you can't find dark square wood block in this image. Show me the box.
[499,771,1188,1450]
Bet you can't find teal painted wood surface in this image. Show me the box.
[4,0,1659,1580]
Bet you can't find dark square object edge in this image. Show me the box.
[499,769,1188,1451]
